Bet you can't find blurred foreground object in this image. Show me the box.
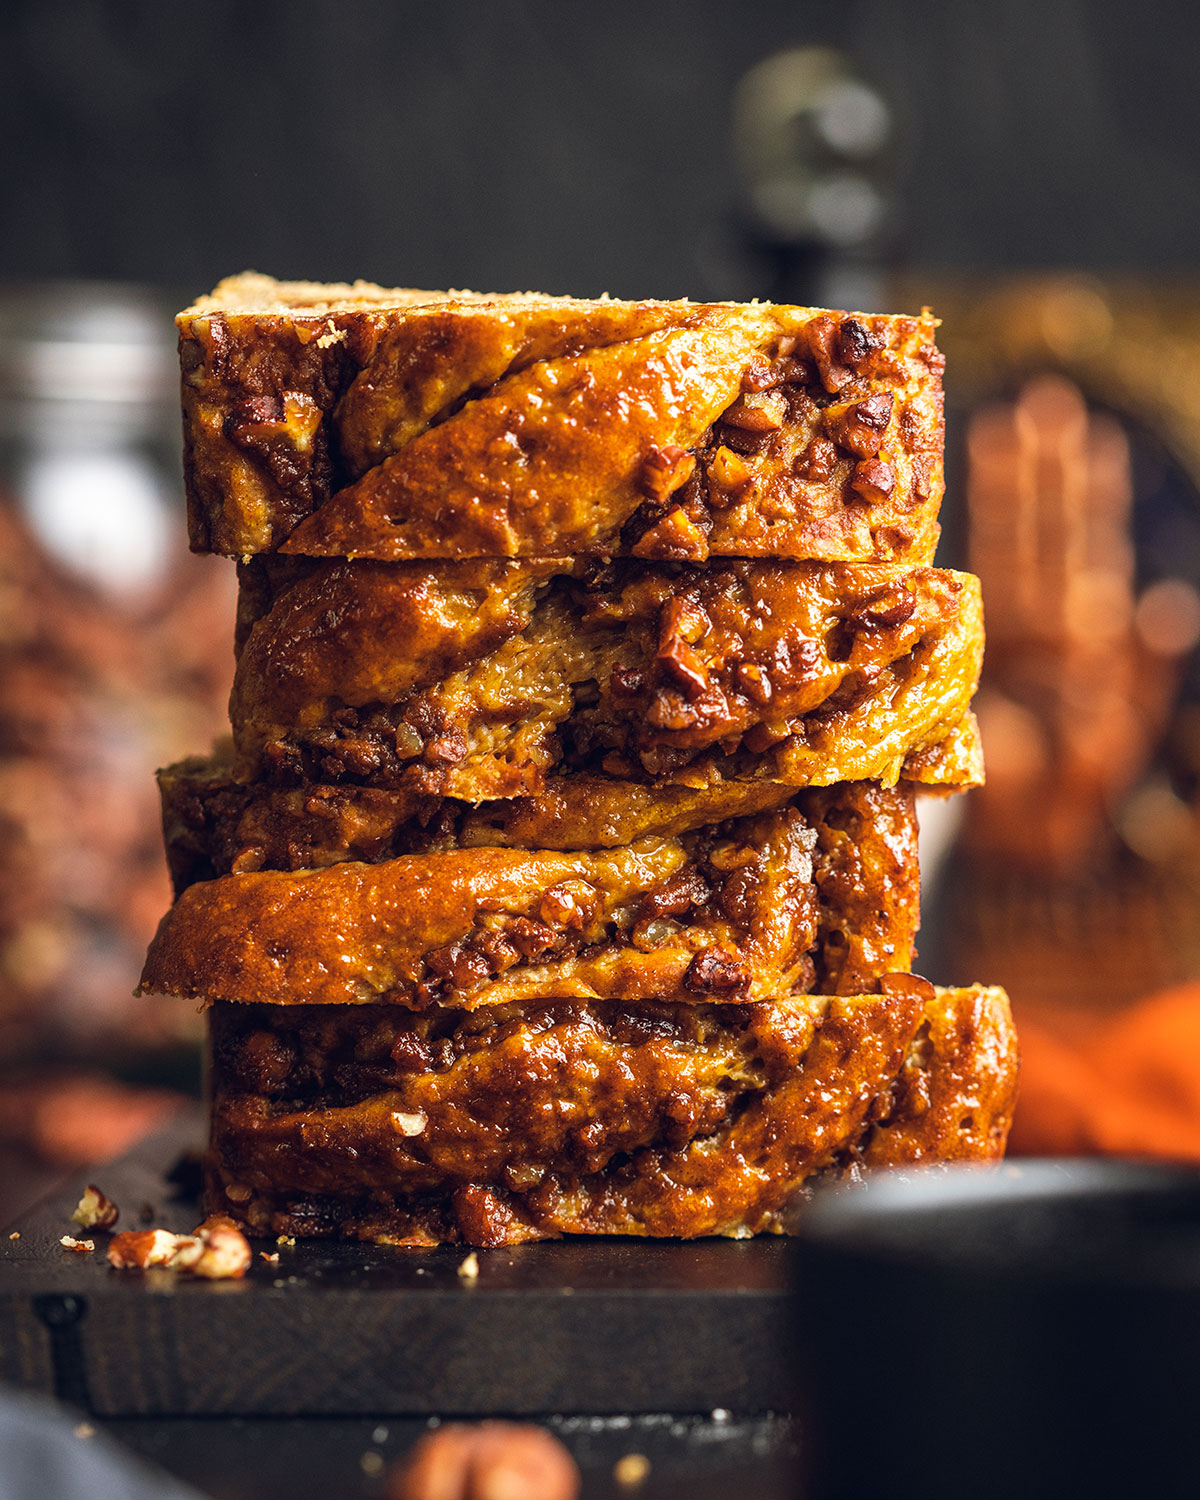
[391,1422,580,1500]
[0,1387,206,1500]
[793,1162,1200,1500]
[0,283,233,1198]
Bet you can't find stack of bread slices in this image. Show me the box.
[138,274,1018,1247]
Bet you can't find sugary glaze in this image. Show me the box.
[179,276,944,561]
[205,982,1018,1244]
[228,556,983,799]
[141,794,920,1009]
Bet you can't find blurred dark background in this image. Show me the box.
[3,0,1200,297]
[4,0,1200,1218]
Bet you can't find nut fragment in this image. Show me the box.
[107,1216,251,1280]
[630,506,709,560]
[739,353,774,391]
[59,1235,94,1254]
[880,972,937,1002]
[836,317,883,371]
[538,881,597,932]
[657,637,708,698]
[457,1251,480,1281]
[707,445,752,496]
[851,584,917,629]
[637,444,696,503]
[795,437,838,482]
[107,1229,181,1269]
[720,389,787,432]
[684,948,751,998]
[850,458,896,503]
[804,315,855,393]
[657,597,712,698]
[823,393,894,458]
[73,1184,119,1231]
[389,1421,580,1500]
[394,722,424,759]
[391,1110,428,1137]
[189,1221,253,1280]
[736,662,773,705]
[660,595,711,646]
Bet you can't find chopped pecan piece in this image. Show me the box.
[390,1031,434,1071]
[187,1218,253,1280]
[424,730,468,767]
[506,917,559,960]
[684,948,751,997]
[656,596,711,697]
[73,1184,119,1231]
[880,972,937,1003]
[823,393,894,458]
[720,389,787,432]
[608,665,647,696]
[657,638,708,698]
[716,864,763,928]
[539,881,597,931]
[850,458,896,503]
[739,354,775,392]
[659,596,711,645]
[107,1217,251,1279]
[391,1421,580,1500]
[107,1228,185,1269]
[804,315,856,393]
[707,445,752,496]
[836,317,883,371]
[630,506,709,559]
[637,870,710,922]
[422,943,493,994]
[637,444,696,504]
[394,722,424,759]
[736,662,773,704]
[849,583,918,629]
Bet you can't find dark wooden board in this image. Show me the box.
[0,1107,796,1419]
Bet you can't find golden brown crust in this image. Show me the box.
[159,712,979,892]
[156,772,918,997]
[140,795,921,1008]
[178,278,943,561]
[228,557,983,799]
[203,985,1018,1244]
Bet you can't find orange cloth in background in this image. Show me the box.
[1010,982,1200,1160]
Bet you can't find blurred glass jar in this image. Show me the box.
[0,283,234,1069]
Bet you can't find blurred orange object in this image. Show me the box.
[0,1072,181,1169]
[1011,982,1200,1160]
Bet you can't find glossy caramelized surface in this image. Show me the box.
[141,791,920,1009]
[179,276,944,561]
[228,556,983,798]
[205,983,1018,1244]
[154,275,1008,1251]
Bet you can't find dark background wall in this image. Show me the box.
[2,0,1199,301]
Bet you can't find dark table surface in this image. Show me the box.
[0,1107,798,1499]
